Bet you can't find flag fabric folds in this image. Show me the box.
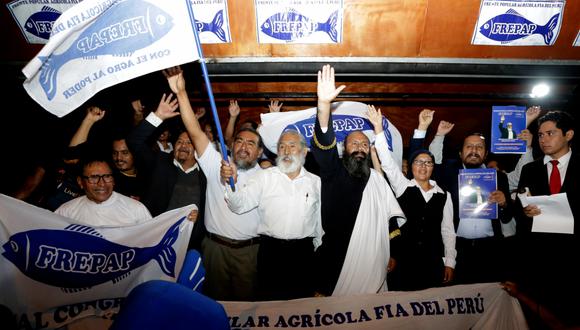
[0,194,193,328]
[22,0,200,117]
[259,101,404,168]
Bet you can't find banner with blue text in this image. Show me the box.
[22,0,200,117]
[259,101,403,168]
[472,0,565,46]
[222,283,527,329]
[0,194,193,329]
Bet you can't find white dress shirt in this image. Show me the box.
[375,133,456,268]
[55,192,152,226]
[196,145,261,240]
[225,166,323,249]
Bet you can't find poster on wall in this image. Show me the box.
[6,0,83,44]
[255,0,343,44]
[574,30,580,46]
[189,0,232,43]
[471,0,565,46]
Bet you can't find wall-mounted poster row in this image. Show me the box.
[6,0,233,44]
[255,0,343,44]
[472,0,565,46]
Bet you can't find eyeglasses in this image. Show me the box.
[82,174,114,184]
[412,160,434,167]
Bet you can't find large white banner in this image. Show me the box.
[6,0,83,44]
[471,0,565,46]
[22,0,201,118]
[222,283,527,329]
[0,194,193,329]
[259,101,404,168]
[255,0,343,44]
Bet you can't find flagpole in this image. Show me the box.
[186,2,235,190]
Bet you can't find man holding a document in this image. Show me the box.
[516,110,578,327]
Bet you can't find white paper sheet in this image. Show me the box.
[519,192,574,234]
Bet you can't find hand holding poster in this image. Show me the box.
[491,105,526,154]
[458,168,498,219]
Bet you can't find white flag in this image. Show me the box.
[22,0,200,117]
[259,101,404,169]
[0,194,193,328]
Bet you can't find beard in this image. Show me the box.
[235,158,258,170]
[343,151,371,179]
[463,153,484,168]
[276,153,305,174]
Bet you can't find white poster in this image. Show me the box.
[189,0,232,43]
[6,0,82,44]
[471,0,565,46]
[574,30,580,46]
[222,283,527,329]
[0,194,194,329]
[22,0,201,118]
[255,0,343,44]
[259,101,404,169]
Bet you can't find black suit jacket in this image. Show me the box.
[127,119,207,250]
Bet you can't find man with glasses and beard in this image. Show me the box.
[55,158,151,226]
[311,65,405,297]
[221,129,322,301]
[164,67,262,301]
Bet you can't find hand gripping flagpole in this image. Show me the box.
[186,2,235,191]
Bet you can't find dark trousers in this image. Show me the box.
[257,236,315,301]
[454,236,506,284]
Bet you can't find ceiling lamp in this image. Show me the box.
[530,83,550,98]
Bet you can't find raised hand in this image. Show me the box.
[268,100,283,112]
[195,107,206,119]
[153,93,179,121]
[436,120,455,136]
[163,66,185,94]
[418,109,434,130]
[526,105,541,127]
[229,100,240,117]
[317,64,346,106]
[366,104,384,134]
[518,129,533,147]
[220,159,238,184]
[85,106,105,123]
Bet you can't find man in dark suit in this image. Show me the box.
[127,93,207,250]
[516,110,577,326]
[499,115,517,139]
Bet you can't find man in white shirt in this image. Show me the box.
[222,130,322,301]
[165,67,262,301]
[55,159,151,226]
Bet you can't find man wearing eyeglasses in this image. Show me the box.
[55,159,151,226]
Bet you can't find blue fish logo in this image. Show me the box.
[25,6,62,40]
[284,114,393,151]
[261,9,338,42]
[479,9,559,45]
[1,218,185,289]
[195,10,226,42]
[39,0,174,101]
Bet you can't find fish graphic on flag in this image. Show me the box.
[260,9,339,42]
[479,9,559,45]
[22,0,200,118]
[24,6,62,40]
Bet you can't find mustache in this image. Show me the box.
[466,153,481,159]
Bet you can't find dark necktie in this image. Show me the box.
[549,160,561,195]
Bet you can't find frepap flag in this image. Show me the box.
[0,194,194,329]
[22,0,200,117]
[259,101,404,168]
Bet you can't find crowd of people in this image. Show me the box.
[7,65,578,328]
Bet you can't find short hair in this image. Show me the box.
[78,158,113,176]
[235,127,264,149]
[279,129,307,149]
[538,111,575,135]
[463,132,487,148]
[240,120,259,130]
